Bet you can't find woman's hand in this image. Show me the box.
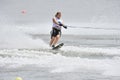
[58,22,63,26]
[63,26,67,29]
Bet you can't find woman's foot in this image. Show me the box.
[52,45,55,48]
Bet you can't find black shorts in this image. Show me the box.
[51,28,61,39]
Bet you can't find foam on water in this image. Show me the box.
[0,47,120,76]
[61,46,120,56]
[0,24,49,49]
[0,15,49,49]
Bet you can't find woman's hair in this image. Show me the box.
[55,12,61,17]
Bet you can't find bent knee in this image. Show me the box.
[51,37,55,40]
[56,35,60,39]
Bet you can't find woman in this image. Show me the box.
[50,12,67,48]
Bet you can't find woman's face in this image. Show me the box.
[57,13,61,19]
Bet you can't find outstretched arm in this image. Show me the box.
[57,21,67,29]
[53,18,67,29]
[60,21,67,29]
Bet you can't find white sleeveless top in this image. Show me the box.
[52,17,63,30]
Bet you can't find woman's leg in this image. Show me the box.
[52,35,60,46]
[50,37,55,46]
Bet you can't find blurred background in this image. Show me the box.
[0,0,120,35]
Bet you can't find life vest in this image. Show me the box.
[52,17,63,30]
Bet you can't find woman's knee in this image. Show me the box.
[51,37,55,40]
[56,35,60,39]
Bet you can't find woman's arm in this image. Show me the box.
[53,18,67,29]
[61,21,67,29]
